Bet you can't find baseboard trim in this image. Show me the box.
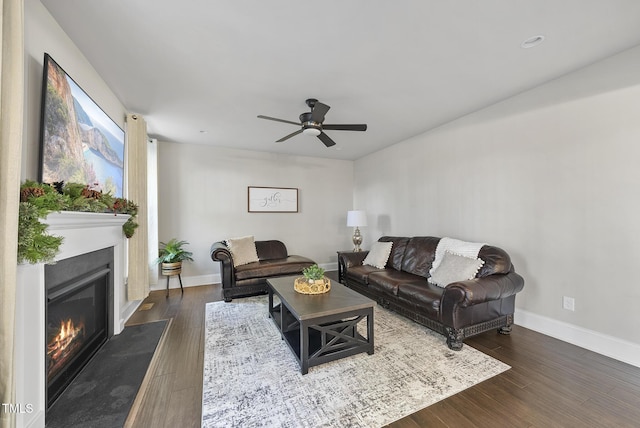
[120,299,142,330]
[319,262,337,273]
[515,308,640,368]
[150,273,220,291]
[17,407,44,428]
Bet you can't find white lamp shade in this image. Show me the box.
[347,210,367,227]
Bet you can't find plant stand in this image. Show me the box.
[161,262,183,297]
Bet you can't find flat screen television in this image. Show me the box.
[38,53,125,197]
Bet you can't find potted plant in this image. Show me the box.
[303,264,325,284]
[155,238,194,276]
[294,264,331,294]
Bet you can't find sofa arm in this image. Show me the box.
[338,251,369,269]
[337,251,369,283]
[210,241,235,289]
[441,269,524,309]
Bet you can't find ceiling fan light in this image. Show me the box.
[302,127,321,136]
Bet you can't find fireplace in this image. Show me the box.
[15,212,131,427]
[45,247,115,407]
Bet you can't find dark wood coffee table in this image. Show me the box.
[266,275,375,374]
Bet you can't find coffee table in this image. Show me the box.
[266,275,375,374]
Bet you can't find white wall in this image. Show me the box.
[156,142,355,288]
[355,45,640,364]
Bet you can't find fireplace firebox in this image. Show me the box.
[45,247,114,407]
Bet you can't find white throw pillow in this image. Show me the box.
[226,235,259,267]
[428,250,484,288]
[363,241,393,269]
[429,237,486,278]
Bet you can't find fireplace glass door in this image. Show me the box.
[46,247,113,406]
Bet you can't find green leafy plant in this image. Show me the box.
[112,197,139,238]
[17,201,63,264]
[63,181,112,212]
[18,180,139,264]
[302,264,325,281]
[155,239,194,264]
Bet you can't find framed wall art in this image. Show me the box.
[38,53,125,197]
[248,186,298,213]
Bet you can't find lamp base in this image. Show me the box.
[352,227,363,252]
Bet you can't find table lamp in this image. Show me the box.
[347,210,367,251]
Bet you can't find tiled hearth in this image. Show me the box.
[15,212,135,428]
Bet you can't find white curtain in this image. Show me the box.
[147,138,159,287]
[0,1,24,427]
[126,114,150,300]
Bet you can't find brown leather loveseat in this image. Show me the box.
[211,239,315,302]
[338,236,524,350]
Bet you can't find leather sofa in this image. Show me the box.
[210,240,315,302]
[338,236,524,350]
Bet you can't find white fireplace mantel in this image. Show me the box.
[15,211,132,428]
[46,211,130,260]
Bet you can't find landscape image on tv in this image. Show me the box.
[39,54,125,197]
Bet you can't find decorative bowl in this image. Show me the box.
[294,276,331,294]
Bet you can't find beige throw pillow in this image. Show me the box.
[428,250,484,288]
[363,241,393,269]
[226,235,259,267]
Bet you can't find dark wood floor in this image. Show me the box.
[125,279,640,428]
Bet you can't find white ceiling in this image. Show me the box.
[41,0,640,160]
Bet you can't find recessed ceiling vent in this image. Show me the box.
[521,35,545,49]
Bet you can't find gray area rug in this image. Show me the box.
[46,320,167,428]
[202,296,509,427]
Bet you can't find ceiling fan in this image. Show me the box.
[257,98,367,147]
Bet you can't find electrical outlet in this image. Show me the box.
[563,296,575,311]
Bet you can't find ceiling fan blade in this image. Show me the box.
[276,129,303,142]
[310,102,330,123]
[317,132,336,147]
[322,124,367,131]
[257,115,300,126]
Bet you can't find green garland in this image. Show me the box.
[18,180,138,264]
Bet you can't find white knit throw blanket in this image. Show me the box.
[429,237,486,276]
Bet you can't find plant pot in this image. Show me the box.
[161,262,182,276]
[294,276,331,294]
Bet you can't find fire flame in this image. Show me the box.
[47,319,85,360]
